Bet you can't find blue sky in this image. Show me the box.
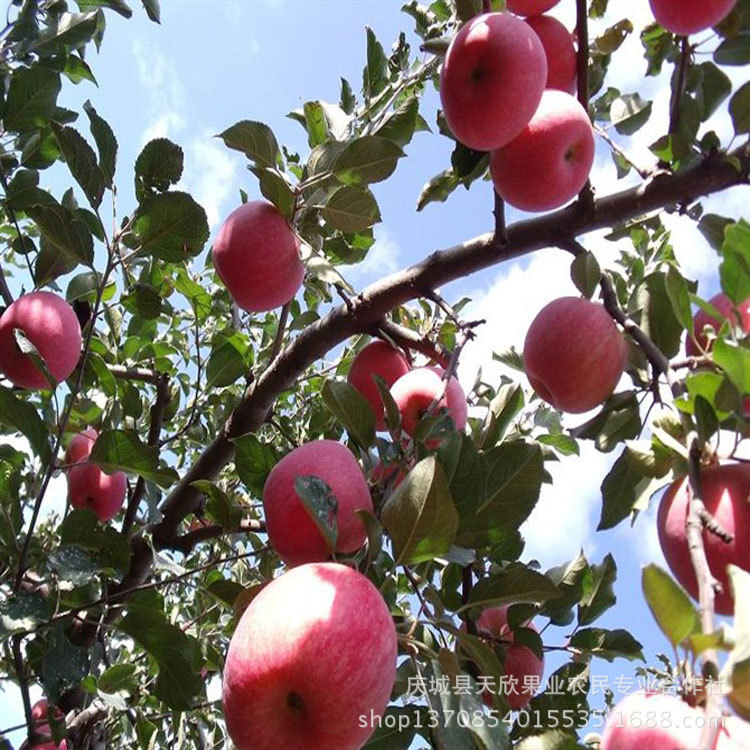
[2,0,748,745]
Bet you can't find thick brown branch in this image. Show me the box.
[169,518,266,555]
[376,319,451,367]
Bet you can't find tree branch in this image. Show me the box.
[107,365,162,384]
[575,0,594,210]
[168,518,266,555]
[375,319,451,367]
[669,37,691,137]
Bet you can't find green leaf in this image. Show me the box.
[249,166,295,218]
[542,551,591,625]
[59,509,132,575]
[334,136,404,186]
[98,664,137,694]
[362,706,421,749]
[49,545,108,585]
[636,272,683,358]
[610,94,652,135]
[416,168,459,211]
[569,627,644,662]
[205,329,251,389]
[713,339,750,395]
[340,77,356,115]
[33,11,99,50]
[35,236,79,285]
[381,456,458,565]
[42,626,92,703]
[578,554,617,626]
[0,385,52,464]
[83,100,117,187]
[571,252,601,299]
[0,593,51,639]
[362,27,388,99]
[698,214,733,251]
[51,123,105,209]
[132,191,210,262]
[730,81,750,134]
[191,480,242,531]
[4,66,61,132]
[374,96,421,148]
[321,185,381,233]
[294,475,338,551]
[75,0,133,18]
[461,564,561,613]
[538,434,580,456]
[665,265,693,331]
[26,201,94,266]
[135,138,184,195]
[722,566,750,719]
[90,429,178,487]
[437,433,484,522]
[217,120,280,168]
[141,0,160,22]
[642,564,699,647]
[233,435,277,497]
[479,383,524,450]
[720,219,750,304]
[321,380,375,449]
[714,33,750,66]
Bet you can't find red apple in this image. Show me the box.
[262,440,373,567]
[222,562,397,750]
[686,292,750,357]
[389,366,468,439]
[64,428,99,465]
[717,717,750,747]
[490,90,595,212]
[524,297,627,413]
[525,15,577,93]
[439,12,547,151]
[0,291,82,390]
[600,691,702,749]
[507,0,561,16]
[213,201,304,313]
[370,459,406,489]
[657,462,750,615]
[347,341,410,430]
[20,726,67,750]
[472,605,544,710]
[649,0,737,35]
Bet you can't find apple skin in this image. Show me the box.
[0,291,82,390]
[65,429,127,523]
[600,691,703,749]
[525,15,577,93]
[213,201,304,313]
[717,717,750,748]
[347,341,410,430]
[389,366,468,439]
[490,90,595,212]
[649,0,737,35]
[20,726,67,750]
[686,292,750,357]
[524,297,627,413]
[474,605,544,711]
[262,440,373,567]
[440,12,547,151]
[507,0,561,15]
[222,562,397,750]
[657,462,750,616]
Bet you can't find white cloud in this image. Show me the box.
[342,226,401,286]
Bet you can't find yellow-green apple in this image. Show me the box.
[525,15,577,93]
[686,292,750,357]
[262,440,373,566]
[222,562,397,750]
[439,12,547,151]
[469,605,544,710]
[649,0,737,35]
[389,366,468,439]
[213,201,304,313]
[507,0,561,15]
[524,297,627,413]
[490,90,595,212]
[0,291,82,390]
[65,429,127,523]
[347,341,410,430]
[600,691,703,749]
[657,462,750,615]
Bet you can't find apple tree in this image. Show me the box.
[0,0,749,748]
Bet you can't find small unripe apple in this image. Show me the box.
[507,0,561,15]
[649,0,737,35]
[657,462,750,615]
[222,562,397,749]
[213,201,304,313]
[348,341,410,430]
[686,292,750,357]
[525,15,577,93]
[0,291,82,390]
[524,297,627,413]
[600,691,702,749]
[262,440,373,567]
[389,366,468,439]
[490,90,595,212]
[440,12,547,151]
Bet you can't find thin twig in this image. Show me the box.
[669,37,691,137]
[270,302,290,362]
[594,124,652,180]
[11,635,33,743]
[107,365,162,384]
[169,518,266,555]
[493,192,508,245]
[574,0,595,210]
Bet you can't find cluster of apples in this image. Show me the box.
[20,699,66,750]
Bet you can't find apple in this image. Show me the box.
[490,90,595,212]
[472,605,544,710]
[348,341,410,430]
[525,15,577,93]
[20,727,67,750]
[649,0,737,36]
[717,717,750,747]
[389,366,468,439]
[262,440,373,567]
[222,562,397,750]
[686,292,750,357]
[507,0,561,16]
[600,691,703,749]
[213,200,304,313]
[439,12,547,151]
[0,291,82,390]
[65,429,127,523]
[524,297,627,413]
[657,462,750,616]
